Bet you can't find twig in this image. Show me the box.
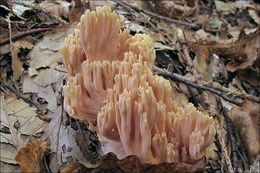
[153,66,243,106]
[214,117,234,173]
[0,27,54,46]
[222,108,239,172]
[208,82,260,104]
[168,58,198,106]
[116,0,200,29]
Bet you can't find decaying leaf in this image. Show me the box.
[5,92,46,135]
[33,67,65,87]
[11,43,23,81]
[10,40,34,81]
[42,107,89,171]
[0,143,18,164]
[0,93,21,148]
[0,162,20,173]
[37,115,52,122]
[62,152,204,173]
[30,24,75,70]
[69,0,87,23]
[228,101,260,163]
[154,0,197,19]
[189,28,260,72]
[248,9,260,25]
[215,0,236,14]
[22,74,57,112]
[226,28,260,72]
[40,0,70,19]
[15,138,50,173]
[193,46,208,76]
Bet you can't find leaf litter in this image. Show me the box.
[0,0,259,172]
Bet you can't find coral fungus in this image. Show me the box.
[61,6,215,164]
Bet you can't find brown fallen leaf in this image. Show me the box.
[29,24,75,70]
[37,115,52,122]
[40,0,70,19]
[226,28,260,72]
[69,0,87,23]
[15,138,50,173]
[228,101,260,163]
[61,152,204,173]
[10,40,34,81]
[188,28,260,72]
[11,44,23,81]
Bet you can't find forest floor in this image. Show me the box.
[0,0,259,172]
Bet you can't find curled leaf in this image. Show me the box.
[15,138,50,173]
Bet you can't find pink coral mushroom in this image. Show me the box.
[61,6,215,164]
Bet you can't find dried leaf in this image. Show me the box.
[40,0,70,19]
[12,4,30,17]
[38,85,57,112]
[0,93,22,148]
[43,107,87,170]
[37,115,52,122]
[33,67,65,87]
[11,45,23,81]
[0,143,18,164]
[228,101,260,163]
[215,0,236,14]
[22,75,57,112]
[189,28,260,72]
[193,46,208,76]
[154,0,197,19]
[69,0,87,23]
[6,94,46,135]
[0,162,20,173]
[30,24,75,70]
[15,138,50,173]
[153,42,175,51]
[248,9,260,25]
[226,28,260,72]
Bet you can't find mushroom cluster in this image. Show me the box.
[61,6,215,164]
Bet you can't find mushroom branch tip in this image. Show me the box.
[61,6,216,164]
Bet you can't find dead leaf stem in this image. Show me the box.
[153,66,244,106]
[0,27,54,46]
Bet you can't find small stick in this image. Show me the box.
[153,66,243,106]
[0,27,54,46]
[222,108,239,172]
[168,58,198,106]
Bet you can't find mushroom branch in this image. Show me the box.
[61,6,216,164]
